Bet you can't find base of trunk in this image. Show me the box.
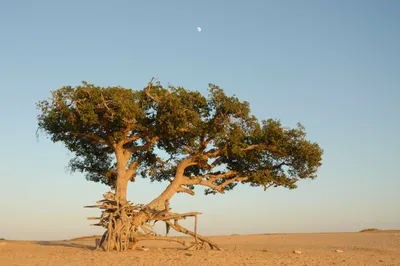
[86,192,222,252]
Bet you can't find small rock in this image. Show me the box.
[335,249,344,253]
[140,247,150,251]
[185,253,193,256]
[293,250,302,254]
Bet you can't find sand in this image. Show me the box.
[0,231,399,265]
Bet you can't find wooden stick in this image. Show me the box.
[154,212,202,221]
[194,214,198,244]
[84,204,105,208]
[87,217,101,220]
[90,223,103,226]
[166,220,222,251]
[135,236,191,247]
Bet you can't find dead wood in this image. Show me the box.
[86,192,222,252]
[135,236,191,247]
[165,220,222,251]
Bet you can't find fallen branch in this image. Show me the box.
[135,236,191,247]
[166,220,222,250]
[154,212,201,221]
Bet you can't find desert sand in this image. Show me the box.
[1,231,399,265]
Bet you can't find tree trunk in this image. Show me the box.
[115,147,131,204]
[105,162,187,245]
[98,159,221,251]
[143,161,187,211]
[126,172,184,230]
[115,176,129,204]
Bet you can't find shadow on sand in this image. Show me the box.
[37,241,96,250]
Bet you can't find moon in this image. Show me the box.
[197,26,201,32]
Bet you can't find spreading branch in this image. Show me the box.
[183,173,248,194]
[176,186,195,195]
[125,136,159,153]
[78,133,108,145]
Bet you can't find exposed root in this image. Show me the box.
[135,236,191,247]
[86,191,223,252]
[186,242,209,251]
[165,220,222,251]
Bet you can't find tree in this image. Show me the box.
[37,80,323,251]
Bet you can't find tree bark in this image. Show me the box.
[127,160,191,229]
[97,159,223,251]
[146,160,189,209]
[115,147,131,204]
[115,176,129,203]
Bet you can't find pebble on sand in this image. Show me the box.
[293,250,302,254]
[335,249,344,253]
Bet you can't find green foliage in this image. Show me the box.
[142,84,323,194]
[37,80,322,195]
[37,82,158,186]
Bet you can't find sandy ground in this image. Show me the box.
[0,231,399,265]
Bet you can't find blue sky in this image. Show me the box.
[0,0,399,240]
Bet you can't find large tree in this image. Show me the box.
[37,80,323,251]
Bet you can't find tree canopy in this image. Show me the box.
[37,80,322,199]
[142,84,323,196]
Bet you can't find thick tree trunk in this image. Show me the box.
[98,159,221,251]
[115,176,129,204]
[115,147,131,204]
[127,173,184,230]
[141,161,187,213]
[148,176,183,209]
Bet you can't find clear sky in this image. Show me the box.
[0,0,399,240]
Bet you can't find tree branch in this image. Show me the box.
[241,144,261,151]
[263,183,274,191]
[122,124,149,144]
[203,148,225,159]
[176,186,195,196]
[79,133,108,145]
[125,136,159,153]
[103,123,115,148]
[127,161,139,176]
[183,172,248,194]
[189,170,237,183]
[124,134,141,144]
[144,77,160,103]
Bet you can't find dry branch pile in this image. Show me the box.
[85,192,222,252]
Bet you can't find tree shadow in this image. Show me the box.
[36,241,96,250]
